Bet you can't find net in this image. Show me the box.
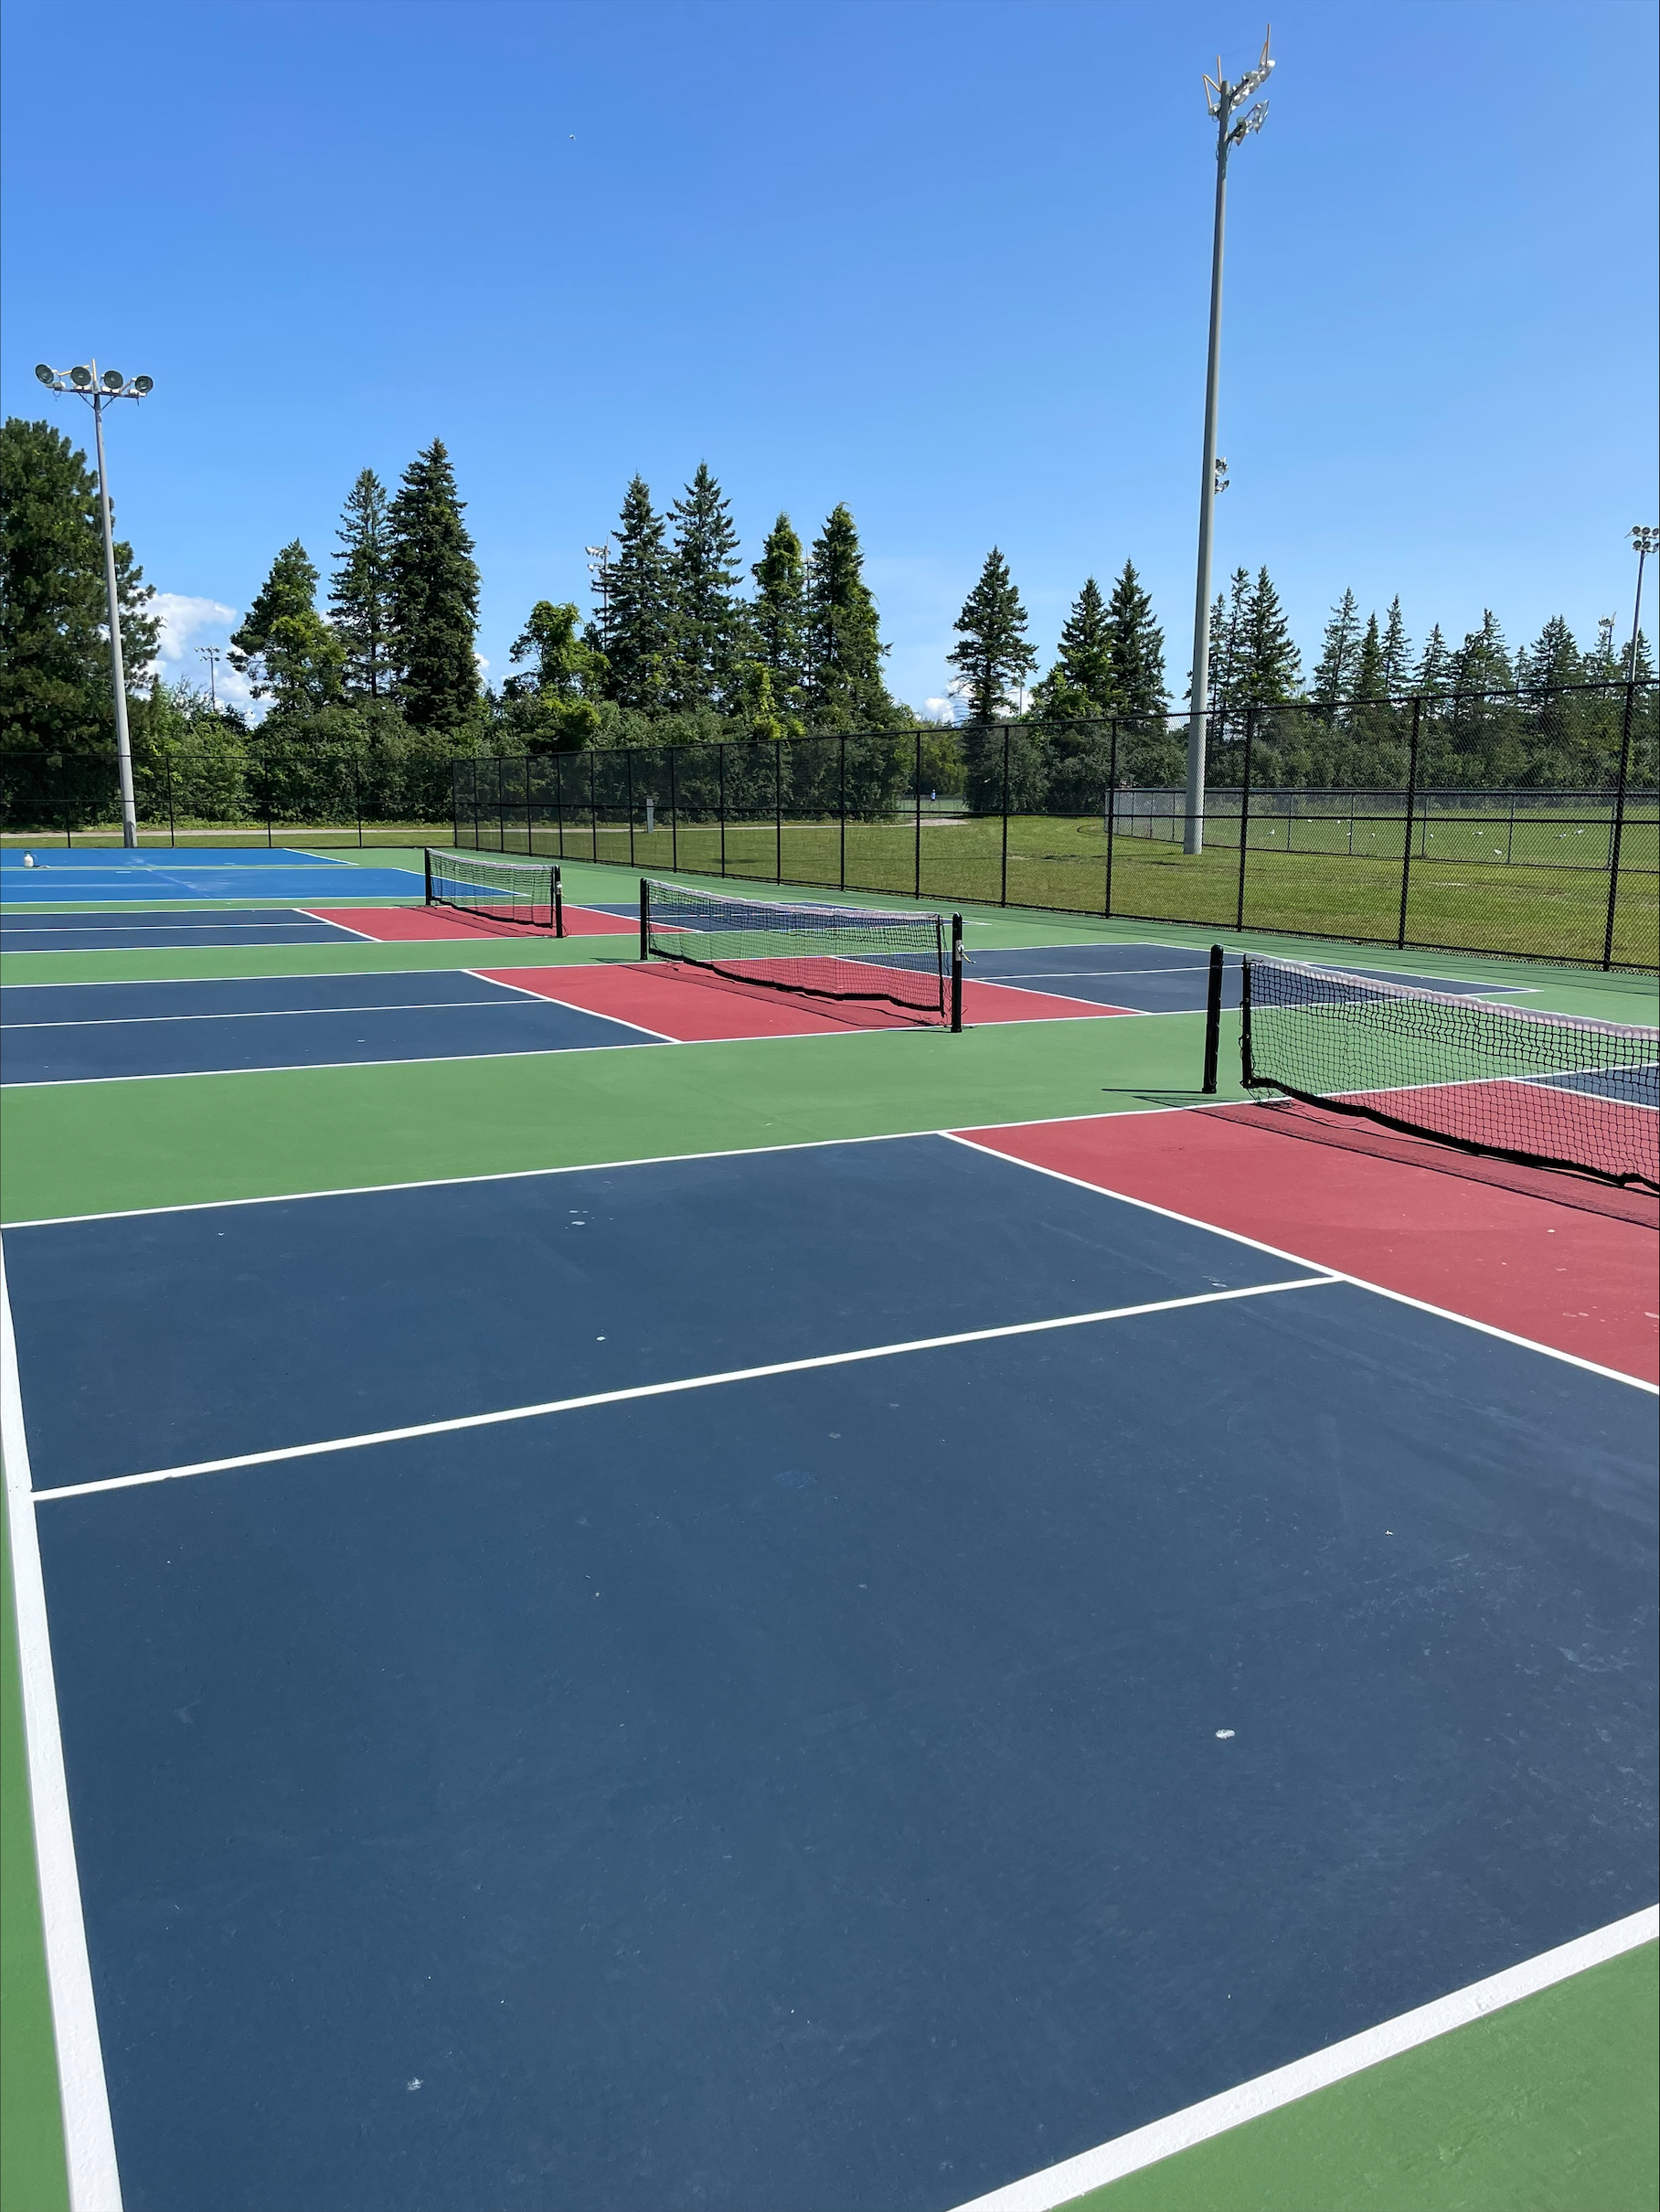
[425,847,562,934]
[1240,954,1659,1191]
[642,877,954,1025]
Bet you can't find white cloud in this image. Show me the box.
[922,697,961,725]
[146,590,260,715]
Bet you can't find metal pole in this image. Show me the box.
[914,731,922,899]
[1235,707,1254,931]
[90,390,139,846]
[999,727,1010,906]
[1201,943,1225,1092]
[839,736,846,890]
[1103,720,1119,917]
[1602,678,1637,970]
[1184,116,1230,858]
[718,744,727,876]
[1397,697,1421,948]
[776,739,783,884]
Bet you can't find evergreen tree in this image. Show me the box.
[1311,588,1362,703]
[229,540,343,716]
[1237,568,1301,703]
[1380,596,1411,695]
[750,513,808,717]
[1033,577,1113,720]
[1351,611,1387,699]
[329,469,394,700]
[388,439,480,729]
[947,548,1038,723]
[803,504,894,728]
[1584,614,1623,685]
[1449,611,1513,697]
[605,476,673,714]
[1412,623,1450,695]
[667,462,748,713]
[1103,559,1167,720]
[1519,614,1582,696]
[1207,568,1251,714]
[0,416,158,751]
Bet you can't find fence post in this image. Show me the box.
[776,739,783,884]
[1602,677,1637,970]
[718,744,727,877]
[522,757,532,855]
[263,746,273,846]
[165,749,176,846]
[1104,720,1119,917]
[1397,696,1421,948]
[356,759,364,848]
[1235,708,1255,932]
[914,731,922,899]
[627,747,636,868]
[669,745,678,872]
[999,726,1010,907]
[839,736,846,890]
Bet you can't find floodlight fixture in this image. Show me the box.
[31,355,158,845]
[1183,25,1275,855]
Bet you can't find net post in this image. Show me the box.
[553,865,564,939]
[639,877,650,962]
[950,914,963,1033]
[424,847,433,907]
[1239,955,1255,1087]
[1201,942,1224,1092]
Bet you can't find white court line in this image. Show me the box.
[30,1277,1335,1503]
[942,1133,1660,1394]
[947,1904,1659,2212]
[460,969,681,1040]
[0,1250,123,2209]
[293,907,381,941]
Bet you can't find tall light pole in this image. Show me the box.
[1629,526,1658,677]
[197,643,221,707]
[34,360,154,847]
[1184,31,1272,856]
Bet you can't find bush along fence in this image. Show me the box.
[450,681,1656,972]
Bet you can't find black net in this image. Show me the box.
[643,877,947,1022]
[1241,954,1659,1191]
[426,846,561,932]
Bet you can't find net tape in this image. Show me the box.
[427,847,560,931]
[1241,954,1658,1191]
[644,877,947,1021]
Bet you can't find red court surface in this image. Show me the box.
[303,903,636,941]
[959,1101,1660,1383]
[479,962,1126,1040]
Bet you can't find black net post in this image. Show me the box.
[553,864,564,939]
[1201,943,1225,1092]
[999,728,1010,907]
[423,847,434,905]
[1397,696,1421,947]
[639,877,650,961]
[1234,711,1255,932]
[1602,676,1636,971]
[1239,955,1255,1086]
[950,914,964,1033]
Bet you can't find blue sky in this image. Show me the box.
[3,0,1655,719]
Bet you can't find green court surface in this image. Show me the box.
[2,849,1655,2211]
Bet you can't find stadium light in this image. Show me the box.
[1629,526,1659,680]
[1183,27,1273,856]
[35,360,156,846]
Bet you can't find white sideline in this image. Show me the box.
[31,1276,1335,1504]
[946,1905,1659,2211]
[0,1249,122,2209]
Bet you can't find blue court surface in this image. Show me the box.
[0,970,662,1083]
[0,908,380,953]
[0,845,422,906]
[5,1134,1654,2211]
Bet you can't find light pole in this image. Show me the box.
[1629,526,1658,677]
[197,643,221,707]
[1184,31,1272,856]
[585,542,613,647]
[35,360,155,847]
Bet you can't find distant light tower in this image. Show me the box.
[35,360,155,847]
[1183,31,1273,856]
[197,643,221,707]
[585,542,613,646]
[1630,526,1659,677]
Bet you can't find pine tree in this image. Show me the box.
[750,513,808,718]
[803,504,893,729]
[1034,577,1113,719]
[667,462,748,713]
[1237,568,1301,704]
[1311,588,1362,703]
[1207,568,1251,714]
[0,416,158,751]
[1519,614,1582,694]
[1412,623,1450,695]
[1103,559,1167,720]
[1351,611,1387,700]
[1380,596,1411,695]
[329,469,394,700]
[1584,614,1623,685]
[229,540,343,716]
[947,548,1038,723]
[388,441,479,729]
[605,476,673,714]
[1449,611,1513,697]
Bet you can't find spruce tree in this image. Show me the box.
[229,540,343,716]
[388,441,480,729]
[1449,611,1513,697]
[1519,614,1582,694]
[803,504,893,729]
[1380,596,1411,695]
[1238,569,1301,703]
[1034,577,1113,718]
[750,513,808,718]
[606,476,672,714]
[1207,568,1251,714]
[1103,559,1167,720]
[668,462,748,713]
[1312,588,1362,703]
[1351,611,1387,699]
[1412,623,1450,695]
[1584,614,1623,685]
[1,416,158,751]
[329,469,394,700]
[947,548,1038,723]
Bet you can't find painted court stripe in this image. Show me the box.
[32,1276,1335,1502]
[947,1906,1660,2212]
[0,1253,123,2210]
